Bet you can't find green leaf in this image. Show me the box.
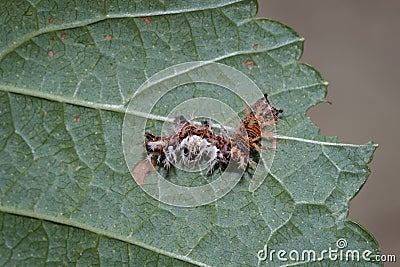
[0,212,195,266]
[0,0,381,266]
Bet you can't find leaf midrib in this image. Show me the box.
[1,82,374,150]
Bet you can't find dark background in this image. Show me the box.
[258,1,399,264]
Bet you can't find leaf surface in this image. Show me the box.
[0,0,381,266]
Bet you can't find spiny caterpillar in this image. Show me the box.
[144,94,282,173]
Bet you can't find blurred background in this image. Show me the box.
[258,1,399,264]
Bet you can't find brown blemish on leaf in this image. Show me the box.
[50,37,55,42]
[48,16,54,24]
[47,50,54,59]
[245,59,255,69]
[74,116,80,122]
[60,33,67,39]
[140,16,152,25]
[131,159,156,185]
[253,44,259,50]
[104,34,113,40]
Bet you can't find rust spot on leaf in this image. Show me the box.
[245,59,255,69]
[60,33,67,39]
[74,116,80,123]
[104,34,113,40]
[140,16,152,25]
[47,50,54,59]
[253,44,259,50]
[131,159,156,185]
[50,37,55,42]
[48,16,54,24]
